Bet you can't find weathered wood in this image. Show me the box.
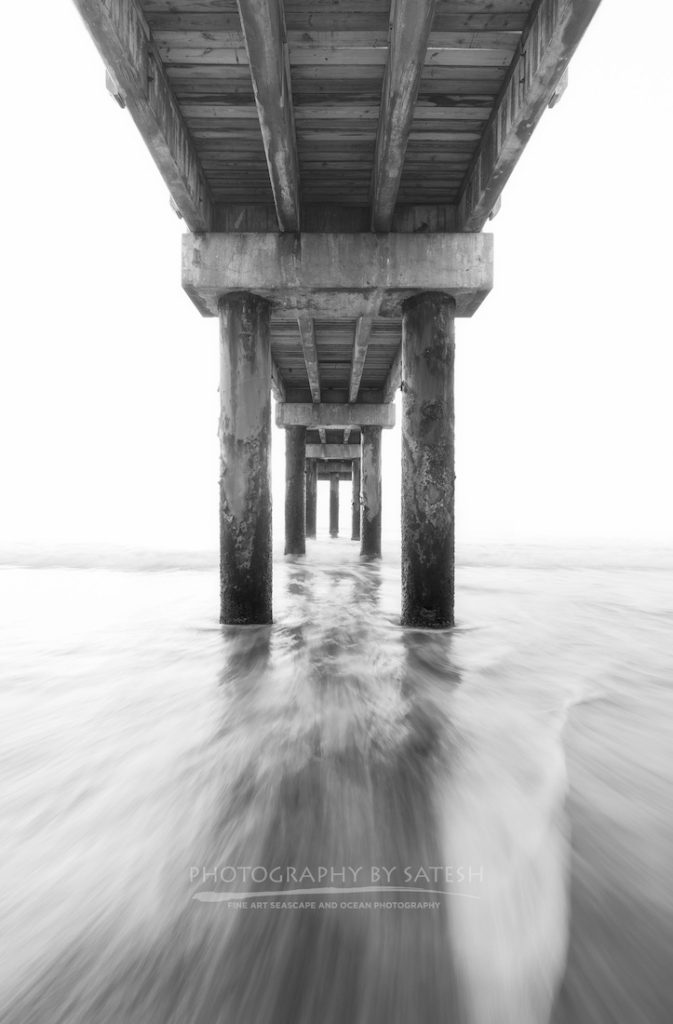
[159,44,513,67]
[146,11,529,34]
[218,291,272,624]
[182,103,491,121]
[295,311,321,402]
[276,403,395,429]
[457,0,602,231]
[183,233,493,319]
[371,0,438,232]
[401,293,456,628]
[349,291,383,403]
[382,344,402,402]
[284,425,306,555]
[236,0,301,230]
[271,357,286,402]
[305,444,362,460]
[154,29,520,52]
[71,0,212,230]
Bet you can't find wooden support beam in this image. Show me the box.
[236,0,301,231]
[296,311,321,403]
[318,428,327,445]
[371,0,439,232]
[382,345,402,403]
[276,403,395,430]
[271,357,286,402]
[348,291,383,404]
[183,233,493,319]
[71,0,212,231]
[457,0,602,232]
[305,444,361,460]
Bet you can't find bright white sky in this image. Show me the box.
[1,1,671,551]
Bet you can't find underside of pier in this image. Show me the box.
[73,0,601,624]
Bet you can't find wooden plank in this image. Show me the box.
[457,0,603,231]
[371,0,442,231]
[155,29,519,54]
[71,0,212,231]
[146,11,529,33]
[182,102,492,122]
[236,0,301,231]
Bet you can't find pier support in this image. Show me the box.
[218,292,272,624]
[401,292,456,627]
[329,474,340,537]
[361,427,382,559]
[284,426,306,555]
[351,458,361,541]
[305,458,317,539]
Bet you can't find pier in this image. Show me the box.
[72,0,601,626]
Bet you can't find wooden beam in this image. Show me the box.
[371,0,439,232]
[71,0,212,231]
[296,311,321,403]
[236,0,301,231]
[382,345,402,403]
[271,357,286,402]
[348,291,383,403]
[457,0,602,232]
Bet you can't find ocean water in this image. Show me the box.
[1,539,672,1023]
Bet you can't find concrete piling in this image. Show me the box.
[351,458,361,541]
[361,427,382,559]
[305,458,317,538]
[284,426,306,555]
[400,292,456,627]
[329,474,339,537]
[218,292,273,624]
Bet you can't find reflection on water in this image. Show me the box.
[1,540,672,1023]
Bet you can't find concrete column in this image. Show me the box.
[305,458,317,538]
[284,426,306,555]
[351,458,361,541]
[329,474,339,537]
[401,292,456,628]
[218,292,272,624]
[361,427,382,559]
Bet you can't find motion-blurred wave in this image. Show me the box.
[1,541,671,1022]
